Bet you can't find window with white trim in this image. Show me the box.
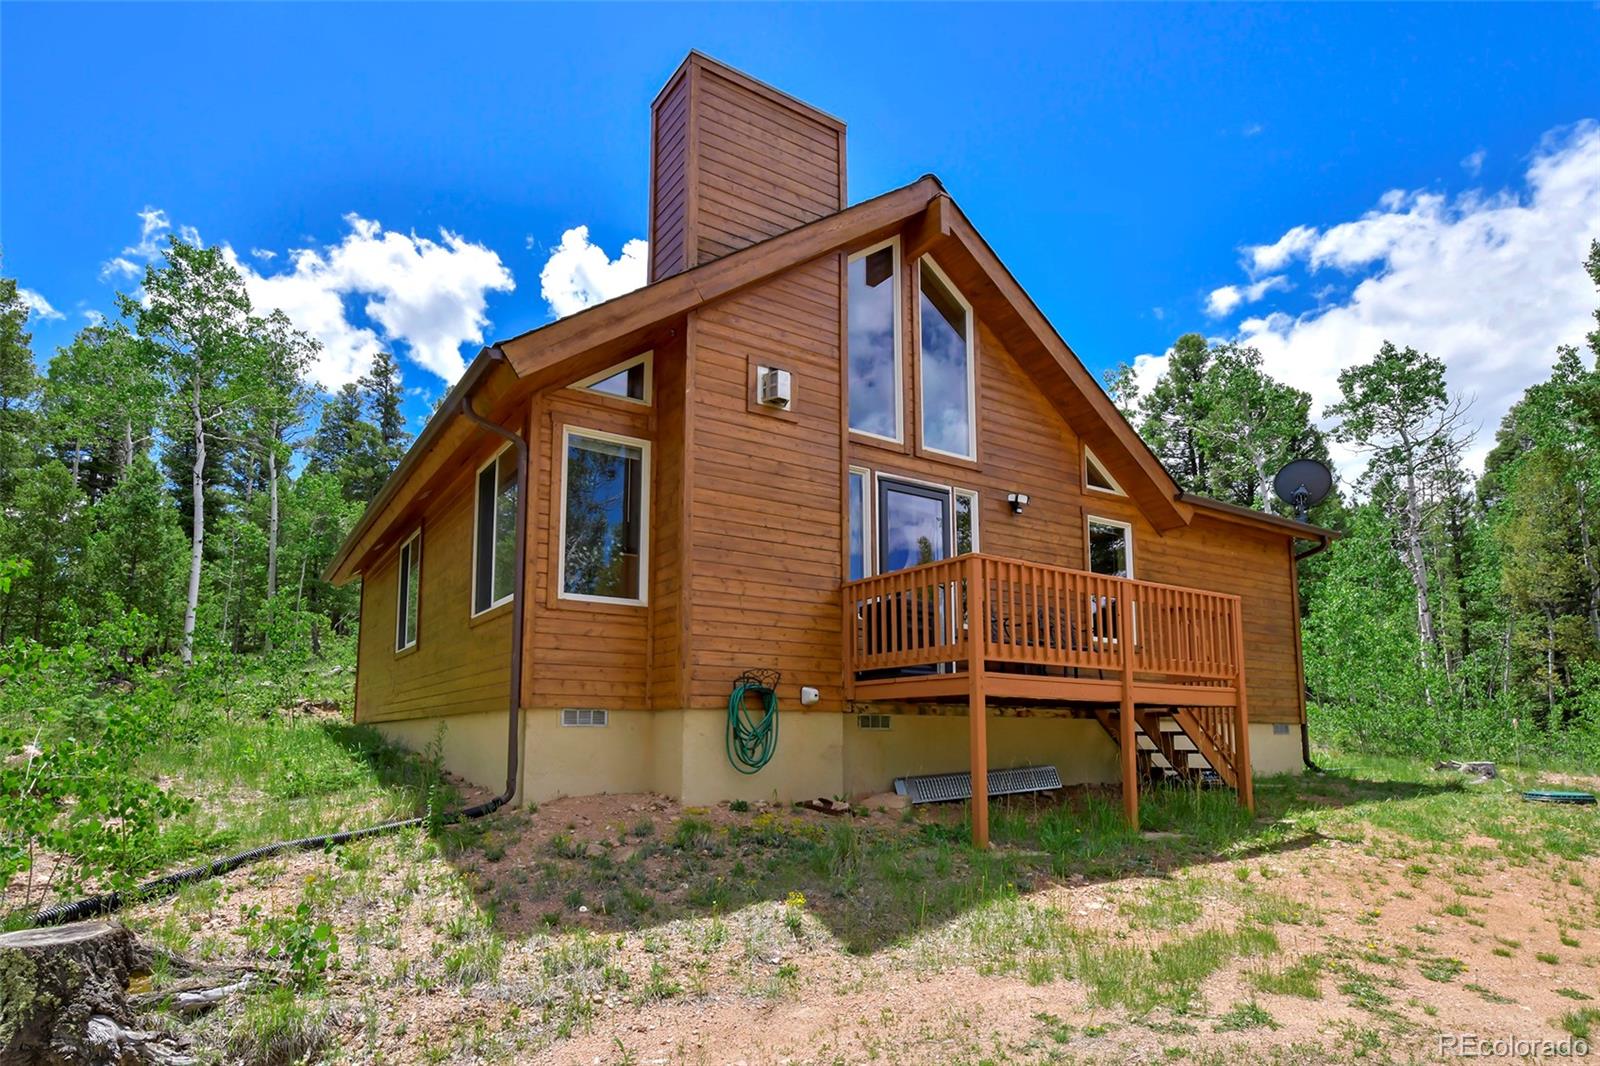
[395,531,420,651]
[1084,447,1126,495]
[847,239,902,441]
[472,448,518,615]
[847,467,871,581]
[917,258,976,459]
[1087,517,1133,578]
[572,352,652,405]
[954,488,979,555]
[560,428,650,605]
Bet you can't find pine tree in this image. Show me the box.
[0,276,40,506]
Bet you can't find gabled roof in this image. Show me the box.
[327,176,1330,584]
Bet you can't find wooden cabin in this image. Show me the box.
[325,52,1333,839]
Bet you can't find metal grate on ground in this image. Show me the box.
[893,765,1063,805]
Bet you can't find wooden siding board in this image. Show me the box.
[354,473,511,724]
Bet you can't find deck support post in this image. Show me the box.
[1119,626,1138,830]
[1229,597,1255,814]
[967,555,989,849]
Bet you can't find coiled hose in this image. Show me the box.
[726,677,779,774]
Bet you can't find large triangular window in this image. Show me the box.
[572,352,651,405]
[1084,447,1126,496]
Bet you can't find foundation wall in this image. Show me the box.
[842,713,1121,797]
[1249,723,1305,778]
[374,710,517,797]
[374,708,1304,808]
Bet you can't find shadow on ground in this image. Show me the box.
[306,737,1468,954]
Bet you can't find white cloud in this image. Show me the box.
[250,248,277,261]
[1205,275,1290,318]
[1245,225,1318,274]
[1461,148,1486,177]
[100,206,174,280]
[1242,122,1265,138]
[538,226,648,318]
[231,214,515,388]
[16,288,64,321]
[1182,121,1600,476]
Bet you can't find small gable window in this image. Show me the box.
[573,352,651,405]
[473,447,519,615]
[396,531,420,651]
[847,239,902,442]
[917,258,976,460]
[560,428,650,605]
[1084,447,1126,496]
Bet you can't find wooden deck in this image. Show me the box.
[842,554,1254,843]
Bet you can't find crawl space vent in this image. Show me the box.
[561,708,609,728]
[894,764,1063,805]
[857,714,891,731]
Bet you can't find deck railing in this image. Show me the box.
[842,553,1243,683]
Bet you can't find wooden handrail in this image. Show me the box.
[843,553,1242,683]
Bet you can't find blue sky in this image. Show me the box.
[5,4,1598,463]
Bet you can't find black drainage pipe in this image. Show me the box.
[28,351,529,928]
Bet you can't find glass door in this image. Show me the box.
[877,478,951,572]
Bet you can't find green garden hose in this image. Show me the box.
[727,675,780,774]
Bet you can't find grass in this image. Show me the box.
[41,656,1600,1066]
[1561,1008,1600,1041]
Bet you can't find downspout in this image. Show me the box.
[27,349,528,927]
[1293,534,1332,771]
[457,344,527,813]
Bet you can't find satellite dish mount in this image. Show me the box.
[1272,459,1333,523]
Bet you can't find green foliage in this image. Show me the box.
[0,623,192,915]
[1125,334,1337,517]
[1308,246,1600,762]
[241,900,340,988]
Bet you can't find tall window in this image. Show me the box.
[1087,517,1133,578]
[561,429,650,604]
[954,489,978,555]
[473,449,518,615]
[918,258,975,459]
[847,239,901,441]
[847,468,870,580]
[396,531,420,651]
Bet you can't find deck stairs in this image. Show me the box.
[1094,709,1237,790]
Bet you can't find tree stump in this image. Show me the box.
[0,920,193,1065]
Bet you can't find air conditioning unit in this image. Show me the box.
[757,366,792,408]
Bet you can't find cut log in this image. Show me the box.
[0,919,191,1065]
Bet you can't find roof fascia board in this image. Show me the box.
[499,176,941,377]
[936,203,1191,530]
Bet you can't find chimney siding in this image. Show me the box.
[649,53,845,283]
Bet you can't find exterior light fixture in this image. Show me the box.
[1007,492,1029,514]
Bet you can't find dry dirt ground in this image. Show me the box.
[120,761,1600,1065]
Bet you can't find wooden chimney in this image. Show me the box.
[648,52,847,283]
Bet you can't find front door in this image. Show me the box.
[877,477,951,572]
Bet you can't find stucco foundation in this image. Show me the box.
[842,711,1122,796]
[1248,722,1305,777]
[373,710,519,798]
[374,707,1305,806]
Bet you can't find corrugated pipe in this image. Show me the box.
[29,350,528,928]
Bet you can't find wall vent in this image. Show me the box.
[561,708,609,728]
[857,714,891,731]
[1272,723,1291,735]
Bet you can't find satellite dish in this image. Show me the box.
[1273,459,1333,522]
